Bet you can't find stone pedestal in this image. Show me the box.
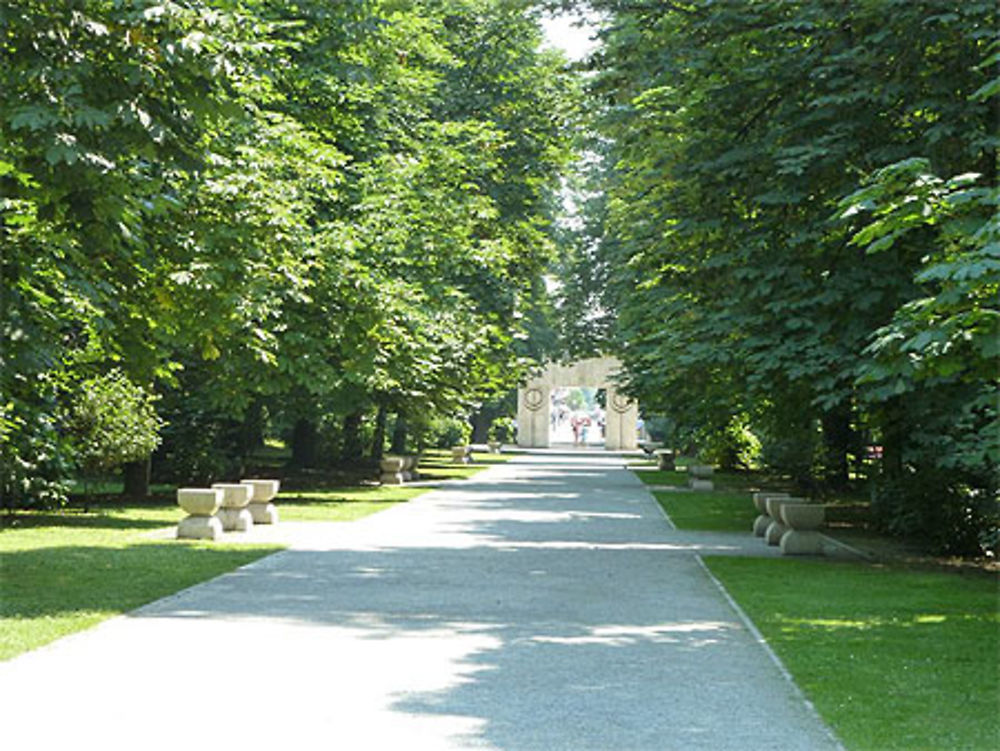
[751,492,790,537]
[176,488,224,540]
[212,483,254,532]
[779,503,826,555]
[488,441,501,453]
[451,446,472,464]
[688,465,714,491]
[242,479,280,525]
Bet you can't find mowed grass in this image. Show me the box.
[653,490,757,532]
[633,469,688,486]
[705,557,1000,751]
[0,506,282,661]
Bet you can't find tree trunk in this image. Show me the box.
[341,411,364,461]
[371,403,388,461]
[122,456,151,498]
[821,408,852,490]
[291,418,319,468]
[390,413,407,454]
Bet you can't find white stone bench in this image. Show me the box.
[380,455,419,484]
[242,478,280,524]
[212,483,254,532]
[177,488,224,540]
[752,492,827,555]
[451,445,472,464]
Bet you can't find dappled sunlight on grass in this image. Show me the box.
[706,557,1000,750]
[653,491,756,532]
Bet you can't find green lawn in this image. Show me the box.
[634,469,688,486]
[654,490,757,532]
[0,506,282,661]
[706,557,1000,751]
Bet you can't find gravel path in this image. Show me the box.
[0,451,842,750]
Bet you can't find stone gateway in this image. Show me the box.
[516,356,639,450]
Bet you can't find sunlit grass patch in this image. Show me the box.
[654,491,755,531]
[634,469,688,486]
[277,484,426,522]
[705,557,1000,750]
[1,506,280,661]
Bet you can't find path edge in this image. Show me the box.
[694,555,847,751]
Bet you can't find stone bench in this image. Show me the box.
[751,492,827,555]
[451,445,473,464]
[654,449,676,471]
[751,491,790,536]
[380,455,420,485]
[177,488,224,540]
[242,478,280,524]
[212,483,254,532]
[687,464,714,491]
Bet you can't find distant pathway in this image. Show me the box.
[0,451,842,750]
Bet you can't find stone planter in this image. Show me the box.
[212,483,254,532]
[452,445,472,464]
[488,441,502,453]
[779,503,826,555]
[176,488,224,540]
[751,492,790,537]
[242,479,280,524]
[764,496,804,545]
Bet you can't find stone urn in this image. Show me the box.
[751,492,790,536]
[176,488,224,540]
[212,483,254,532]
[779,503,826,555]
[488,441,502,453]
[242,479,280,524]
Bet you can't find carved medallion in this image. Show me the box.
[523,387,545,412]
[610,392,632,414]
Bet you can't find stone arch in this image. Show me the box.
[516,356,638,450]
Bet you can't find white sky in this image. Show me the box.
[540,12,599,61]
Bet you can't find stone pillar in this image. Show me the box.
[517,385,551,448]
[604,388,638,450]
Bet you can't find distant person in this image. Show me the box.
[571,417,581,445]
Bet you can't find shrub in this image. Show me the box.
[68,369,164,477]
[489,416,515,443]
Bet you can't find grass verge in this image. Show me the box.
[705,557,1000,750]
[654,490,756,532]
[0,505,281,661]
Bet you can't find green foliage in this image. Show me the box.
[2,0,574,501]
[570,0,998,550]
[489,416,516,443]
[419,415,472,449]
[68,369,164,476]
[695,415,762,472]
